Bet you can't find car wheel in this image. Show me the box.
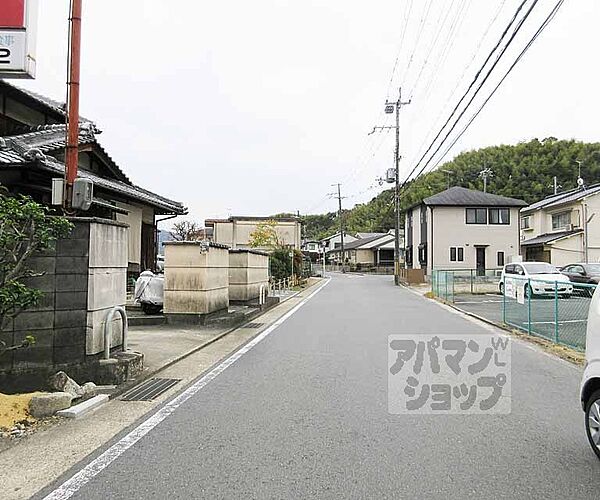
[499,282,504,295]
[585,389,600,460]
[524,284,533,298]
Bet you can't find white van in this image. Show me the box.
[581,288,600,459]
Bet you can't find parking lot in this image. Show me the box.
[453,292,589,350]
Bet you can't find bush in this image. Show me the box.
[0,190,72,353]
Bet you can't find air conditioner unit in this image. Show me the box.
[565,223,574,231]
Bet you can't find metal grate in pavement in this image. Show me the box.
[244,322,264,329]
[121,378,181,401]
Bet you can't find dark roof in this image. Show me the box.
[522,184,600,214]
[229,248,270,256]
[339,233,391,250]
[0,124,130,183]
[0,80,95,126]
[422,186,527,207]
[0,128,185,215]
[520,229,582,247]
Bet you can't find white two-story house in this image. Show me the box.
[520,183,600,266]
[404,186,526,275]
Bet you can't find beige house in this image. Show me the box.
[205,216,301,250]
[520,184,600,266]
[327,231,400,266]
[404,187,526,274]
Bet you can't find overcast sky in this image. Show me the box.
[15,0,599,226]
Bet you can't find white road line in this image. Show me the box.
[42,279,331,500]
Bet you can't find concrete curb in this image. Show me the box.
[57,395,109,419]
[110,279,324,400]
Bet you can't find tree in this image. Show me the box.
[249,220,281,248]
[170,220,201,241]
[0,190,72,354]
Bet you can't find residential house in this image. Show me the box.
[0,81,186,277]
[301,240,321,262]
[319,232,357,263]
[205,216,301,250]
[327,231,401,266]
[404,186,526,274]
[520,183,600,266]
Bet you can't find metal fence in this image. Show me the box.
[431,268,502,302]
[430,269,593,350]
[503,277,594,350]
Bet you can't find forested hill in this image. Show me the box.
[301,138,600,240]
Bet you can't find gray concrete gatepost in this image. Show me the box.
[163,241,230,324]
[228,249,269,304]
[0,218,142,393]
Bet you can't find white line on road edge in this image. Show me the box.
[42,279,331,500]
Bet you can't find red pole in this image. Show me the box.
[64,0,82,205]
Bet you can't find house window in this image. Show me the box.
[497,251,505,267]
[552,211,571,230]
[521,216,531,229]
[466,208,487,224]
[450,247,464,262]
[489,208,510,225]
[334,242,341,249]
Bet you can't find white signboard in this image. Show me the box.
[516,283,525,304]
[0,0,38,79]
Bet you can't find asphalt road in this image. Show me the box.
[38,274,599,499]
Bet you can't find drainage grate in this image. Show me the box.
[244,322,263,329]
[121,378,181,401]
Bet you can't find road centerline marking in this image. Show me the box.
[41,279,330,500]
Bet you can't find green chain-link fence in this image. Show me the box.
[431,269,593,351]
[503,277,593,350]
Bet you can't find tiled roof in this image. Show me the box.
[1,124,131,183]
[0,80,95,126]
[423,186,527,207]
[38,156,186,214]
[522,184,600,214]
[341,234,392,250]
[520,229,582,247]
[0,129,185,215]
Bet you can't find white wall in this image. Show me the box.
[430,206,521,270]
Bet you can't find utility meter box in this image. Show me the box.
[386,168,396,183]
[72,178,93,211]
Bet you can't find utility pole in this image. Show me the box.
[478,167,493,193]
[372,87,411,285]
[63,0,82,210]
[332,183,345,271]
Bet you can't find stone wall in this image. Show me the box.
[0,218,128,392]
[163,242,229,322]
[229,249,269,302]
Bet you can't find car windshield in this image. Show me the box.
[585,264,600,274]
[523,263,560,274]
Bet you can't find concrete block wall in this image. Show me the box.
[229,249,269,302]
[164,242,229,319]
[86,221,128,355]
[0,218,128,391]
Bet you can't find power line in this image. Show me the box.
[410,0,507,161]
[406,0,458,98]
[402,0,535,185]
[400,0,435,89]
[425,0,566,175]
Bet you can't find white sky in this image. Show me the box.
[15,0,599,226]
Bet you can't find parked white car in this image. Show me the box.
[499,262,573,298]
[581,286,600,459]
